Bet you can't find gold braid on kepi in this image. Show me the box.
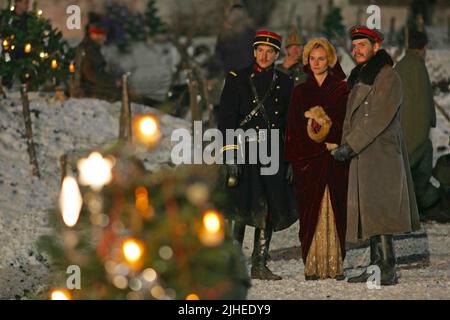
[305,106,332,143]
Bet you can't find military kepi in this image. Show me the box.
[253,30,282,51]
[349,25,384,43]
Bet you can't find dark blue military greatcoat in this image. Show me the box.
[218,63,298,231]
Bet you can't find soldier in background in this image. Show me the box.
[395,31,442,219]
[276,25,307,87]
[74,19,121,102]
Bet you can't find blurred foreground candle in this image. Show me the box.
[59,176,83,227]
[199,210,224,247]
[78,152,114,191]
[134,114,161,146]
[24,43,31,53]
[50,289,72,300]
[122,238,144,266]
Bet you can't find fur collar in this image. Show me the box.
[348,49,394,89]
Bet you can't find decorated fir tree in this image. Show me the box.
[322,6,345,40]
[38,115,249,300]
[0,3,75,90]
[144,0,166,37]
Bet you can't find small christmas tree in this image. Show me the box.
[37,116,249,300]
[0,3,75,90]
[144,0,167,37]
[322,7,345,40]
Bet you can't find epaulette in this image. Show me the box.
[229,71,237,77]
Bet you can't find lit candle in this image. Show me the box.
[59,176,83,227]
[134,115,161,146]
[199,210,224,247]
[122,238,144,266]
[69,62,75,73]
[186,293,200,300]
[77,152,114,191]
[50,289,72,300]
[51,59,58,69]
[24,43,31,53]
[2,39,8,47]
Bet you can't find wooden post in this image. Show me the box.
[20,83,40,178]
[200,76,214,129]
[187,70,201,129]
[60,154,67,185]
[119,73,132,143]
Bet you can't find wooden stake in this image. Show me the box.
[187,70,201,129]
[20,83,40,178]
[60,154,67,185]
[119,73,132,143]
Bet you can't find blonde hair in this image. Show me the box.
[303,38,337,68]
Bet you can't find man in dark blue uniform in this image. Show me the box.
[218,30,297,280]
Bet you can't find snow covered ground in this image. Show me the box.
[0,93,190,299]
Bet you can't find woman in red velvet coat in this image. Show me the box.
[285,38,349,280]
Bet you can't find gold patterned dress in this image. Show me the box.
[304,186,343,279]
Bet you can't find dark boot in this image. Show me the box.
[263,226,272,262]
[251,228,281,281]
[348,235,382,283]
[232,221,246,248]
[379,235,398,286]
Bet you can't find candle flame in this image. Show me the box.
[77,152,114,191]
[122,238,144,264]
[199,210,224,247]
[59,176,83,227]
[134,115,161,145]
[203,211,221,233]
[24,43,31,53]
[50,289,72,300]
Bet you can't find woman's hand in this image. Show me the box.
[325,143,339,151]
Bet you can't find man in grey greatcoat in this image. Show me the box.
[332,25,421,286]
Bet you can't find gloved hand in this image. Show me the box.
[226,164,241,187]
[331,143,356,161]
[286,163,293,184]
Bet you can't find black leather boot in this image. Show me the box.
[380,235,398,285]
[251,228,281,281]
[348,235,382,283]
[232,221,246,248]
[263,225,272,262]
